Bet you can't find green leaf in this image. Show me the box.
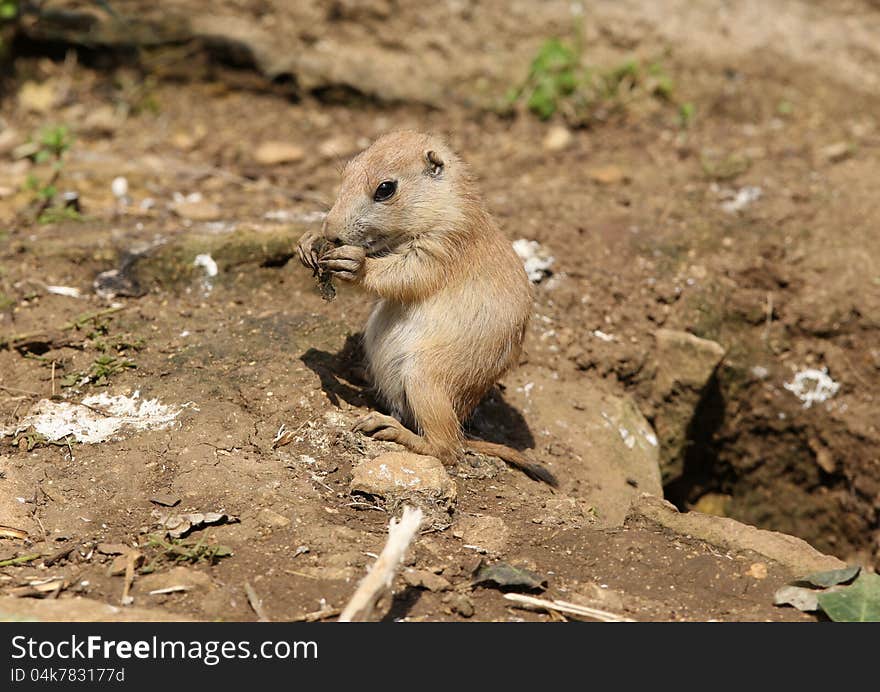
[800,565,860,588]
[774,585,820,612]
[0,1,17,21]
[679,102,696,127]
[817,572,880,622]
[530,38,577,76]
[527,84,557,120]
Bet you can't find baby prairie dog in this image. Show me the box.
[298,130,556,485]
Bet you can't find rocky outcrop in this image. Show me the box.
[629,495,846,575]
[646,329,725,484]
[495,367,663,527]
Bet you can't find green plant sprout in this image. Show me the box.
[508,38,679,126]
[22,124,79,224]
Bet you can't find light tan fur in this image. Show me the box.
[297,131,555,485]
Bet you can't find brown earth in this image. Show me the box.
[0,0,878,622]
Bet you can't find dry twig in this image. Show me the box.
[338,506,423,622]
[245,581,270,622]
[504,593,636,622]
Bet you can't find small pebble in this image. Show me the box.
[111,176,129,199]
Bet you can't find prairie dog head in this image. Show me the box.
[322,131,472,253]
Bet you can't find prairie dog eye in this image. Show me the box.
[373,180,397,202]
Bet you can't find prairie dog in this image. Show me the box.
[298,130,556,485]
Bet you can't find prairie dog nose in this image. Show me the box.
[321,219,343,246]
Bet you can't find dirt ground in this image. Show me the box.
[1,1,878,622]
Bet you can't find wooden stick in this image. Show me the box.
[338,506,423,622]
[290,606,341,622]
[120,551,140,606]
[245,581,270,622]
[504,593,636,622]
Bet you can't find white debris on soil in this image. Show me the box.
[512,239,554,283]
[618,426,637,449]
[542,272,566,290]
[193,253,218,292]
[45,285,81,298]
[601,410,658,451]
[111,176,129,199]
[751,365,770,379]
[783,367,840,408]
[173,191,202,204]
[719,186,762,213]
[593,329,615,342]
[203,221,237,234]
[1,391,184,444]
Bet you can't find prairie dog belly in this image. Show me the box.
[363,298,418,419]
[363,280,529,423]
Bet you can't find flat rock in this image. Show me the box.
[453,515,510,554]
[402,568,451,592]
[0,128,20,157]
[82,105,121,135]
[96,542,130,555]
[258,507,292,528]
[136,566,216,595]
[173,200,222,221]
[351,452,457,510]
[18,80,57,114]
[253,141,305,165]
[821,141,852,163]
[629,495,846,575]
[318,135,358,159]
[0,456,40,539]
[0,596,191,622]
[587,165,629,185]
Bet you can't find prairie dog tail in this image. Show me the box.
[466,439,558,487]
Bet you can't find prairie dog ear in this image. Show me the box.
[425,149,444,177]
